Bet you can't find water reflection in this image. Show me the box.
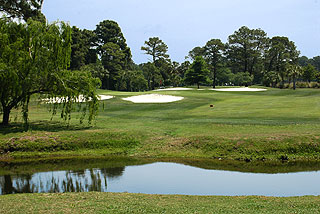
[1,159,320,196]
[0,167,124,195]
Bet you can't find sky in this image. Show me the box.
[42,0,320,64]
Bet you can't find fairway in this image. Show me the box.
[1,87,320,161]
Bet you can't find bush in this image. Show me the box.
[232,72,253,86]
[296,81,309,88]
[310,82,320,88]
[262,71,280,88]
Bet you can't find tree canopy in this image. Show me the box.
[70,27,97,70]
[0,0,45,21]
[227,26,268,77]
[0,18,100,126]
[203,39,225,88]
[141,37,169,63]
[93,20,132,90]
[184,56,210,89]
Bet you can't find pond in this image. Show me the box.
[1,159,320,196]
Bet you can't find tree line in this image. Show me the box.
[70,23,320,91]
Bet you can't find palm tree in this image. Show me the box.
[287,64,302,90]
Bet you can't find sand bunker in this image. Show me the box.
[43,94,114,103]
[154,87,193,91]
[211,87,267,92]
[98,95,114,100]
[122,94,184,103]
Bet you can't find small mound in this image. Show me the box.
[122,94,184,103]
[43,94,114,103]
[154,87,193,91]
[211,87,267,92]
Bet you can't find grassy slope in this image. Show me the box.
[1,192,320,213]
[1,87,320,161]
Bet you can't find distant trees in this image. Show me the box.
[227,26,268,79]
[100,42,126,90]
[287,64,302,90]
[94,20,132,90]
[302,64,317,83]
[68,22,320,91]
[265,36,300,88]
[298,56,320,83]
[69,20,136,91]
[0,0,44,21]
[70,27,97,70]
[183,26,318,89]
[311,56,320,72]
[17,18,316,92]
[140,37,183,89]
[141,62,161,90]
[203,39,225,88]
[184,56,210,89]
[187,46,204,61]
[141,37,169,63]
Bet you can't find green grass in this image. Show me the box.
[1,192,320,213]
[1,87,320,161]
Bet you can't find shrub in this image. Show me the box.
[296,81,309,88]
[232,72,253,86]
[310,82,320,88]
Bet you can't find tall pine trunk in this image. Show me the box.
[212,68,217,88]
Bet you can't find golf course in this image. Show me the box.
[1,0,320,212]
[1,86,320,213]
[1,87,320,161]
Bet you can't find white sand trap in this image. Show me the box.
[122,94,184,103]
[98,95,114,100]
[154,87,193,91]
[43,94,114,103]
[211,87,267,92]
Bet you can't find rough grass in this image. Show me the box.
[1,87,320,161]
[1,192,320,214]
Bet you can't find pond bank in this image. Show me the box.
[1,130,320,163]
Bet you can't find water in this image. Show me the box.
[1,161,320,196]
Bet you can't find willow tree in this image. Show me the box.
[0,18,100,126]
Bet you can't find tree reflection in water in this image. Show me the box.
[0,167,124,195]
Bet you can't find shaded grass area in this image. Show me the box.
[1,87,320,161]
[1,192,320,214]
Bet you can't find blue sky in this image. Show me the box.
[42,0,320,64]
